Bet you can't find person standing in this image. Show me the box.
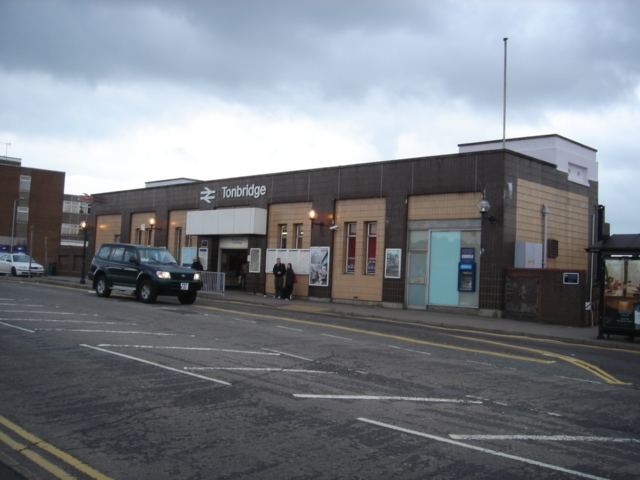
[239,262,249,290]
[191,257,203,271]
[283,263,296,300]
[272,257,286,298]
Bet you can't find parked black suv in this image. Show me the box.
[88,243,203,304]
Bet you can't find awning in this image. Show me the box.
[186,208,267,236]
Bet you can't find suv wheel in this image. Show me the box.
[138,279,157,304]
[95,275,111,297]
[178,291,197,305]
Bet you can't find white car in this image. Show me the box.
[0,253,45,277]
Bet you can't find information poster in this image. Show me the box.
[309,247,330,287]
[265,249,310,275]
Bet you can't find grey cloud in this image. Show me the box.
[2,0,638,111]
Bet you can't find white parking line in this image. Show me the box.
[185,367,334,374]
[80,344,231,386]
[357,418,607,480]
[556,375,602,385]
[37,329,187,336]
[386,344,432,356]
[261,348,313,362]
[0,304,44,307]
[276,325,303,332]
[294,395,482,404]
[0,310,88,316]
[97,345,280,355]
[0,321,35,333]
[449,434,640,443]
[321,333,352,341]
[1,318,136,325]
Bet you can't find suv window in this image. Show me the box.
[97,245,111,259]
[138,247,177,265]
[123,247,137,263]
[109,246,125,261]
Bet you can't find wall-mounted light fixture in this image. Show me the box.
[309,209,337,229]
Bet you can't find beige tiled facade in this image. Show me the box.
[129,212,156,245]
[408,192,482,221]
[167,210,197,263]
[332,198,386,302]
[516,179,589,270]
[95,214,121,252]
[266,202,313,297]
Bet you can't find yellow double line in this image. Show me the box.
[0,415,111,480]
[202,306,555,365]
[450,336,629,385]
[203,305,628,384]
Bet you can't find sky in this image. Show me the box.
[1,0,639,233]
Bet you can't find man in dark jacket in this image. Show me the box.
[191,257,204,271]
[272,257,286,298]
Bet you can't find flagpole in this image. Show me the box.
[502,37,508,148]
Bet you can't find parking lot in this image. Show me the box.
[1,280,639,479]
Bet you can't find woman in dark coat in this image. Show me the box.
[283,263,296,300]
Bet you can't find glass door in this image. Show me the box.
[428,231,461,306]
[406,230,429,308]
[407,252,428,307]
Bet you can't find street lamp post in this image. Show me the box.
[80,221,88,284]
[148,217,156,246]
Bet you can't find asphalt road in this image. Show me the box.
[1,280,639,479]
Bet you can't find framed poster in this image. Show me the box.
[249,248,261,273]
[384,248,402,279]
[309,246,330,287]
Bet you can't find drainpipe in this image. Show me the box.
[541,205,549,269]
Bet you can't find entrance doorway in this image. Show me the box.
[406,228,480,309]
[220,249,248,289]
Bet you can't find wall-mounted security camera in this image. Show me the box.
[329,224,339,231]
[477,199,491,214]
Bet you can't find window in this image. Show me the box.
[97,245,112,259]
[279,224,287,249]
[345,222,356,273]
[63,200,81,214]
[365,222,377,274]
[19,175,31,192]
[109,246,125,261]
[294,223,304,249]
[61,223,80,236]
[123,247,137,263]
[16,207,29,224]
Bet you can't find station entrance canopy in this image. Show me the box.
[186,208,267,236]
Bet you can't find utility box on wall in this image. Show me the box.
[514,241,543,269]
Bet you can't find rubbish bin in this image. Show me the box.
[47,263,57,276]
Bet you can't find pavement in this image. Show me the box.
[5,274,640,352]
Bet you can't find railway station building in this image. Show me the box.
[88,134,598,322]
